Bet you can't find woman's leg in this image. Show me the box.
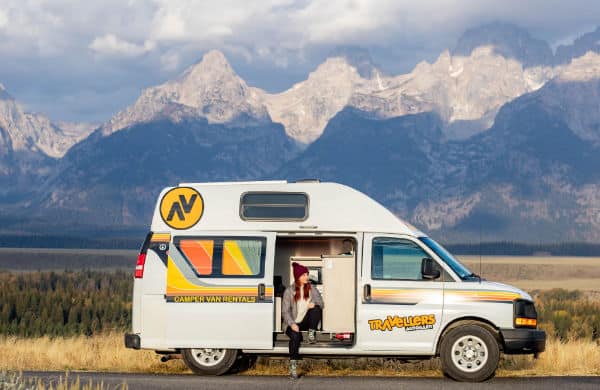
[298,306,322,331]
[298,306,322,343]
[285,325,302,360]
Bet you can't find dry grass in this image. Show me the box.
[0,370,120,390]
[0,333,187,374]
[459,256,600,292]
[0,334,598,377]
[498,338,600,376]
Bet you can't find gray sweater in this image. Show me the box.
[281,284,324,327]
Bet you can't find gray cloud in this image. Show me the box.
[0,0,599,122]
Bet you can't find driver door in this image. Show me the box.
[358,234,444,353]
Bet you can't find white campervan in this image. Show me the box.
[125,181,545,382]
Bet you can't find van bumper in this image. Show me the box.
[124,333,141,350]
[500,328,546,355]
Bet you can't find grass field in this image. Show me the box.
[0,251,598,377]
[0,333,598,377]
[460,256,600,292]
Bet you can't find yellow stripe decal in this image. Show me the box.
[166,256,272,300]
[150,233,171,242]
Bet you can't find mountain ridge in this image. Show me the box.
[1,22,600,242]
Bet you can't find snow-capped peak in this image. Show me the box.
[557,51,600,82]
[0,86,94,158]
[101,50,270,135]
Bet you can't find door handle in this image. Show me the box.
[363,284,371,302]
[258,283,266,301]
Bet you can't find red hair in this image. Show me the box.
[294,280,311,302]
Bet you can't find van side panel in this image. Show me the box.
[139,250,168,349]
[441,299,515,329]
[166,303,271,349]
[131,280,142,334]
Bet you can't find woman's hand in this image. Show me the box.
[291,324,300,332]
[308,302,315,309]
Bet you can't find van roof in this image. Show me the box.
[150,181,423,236]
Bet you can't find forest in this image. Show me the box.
[0,271,599,341]
[0,271,130,337]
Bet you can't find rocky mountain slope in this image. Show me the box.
[264,24,559,143]
[452,22,555,67]
[555,26,600,64]
[95,23,562,145]
[101,50,270,136]
[2,22,600,242]
[29,118,298,227]
[0,84,94,195]
[273,52,600,242]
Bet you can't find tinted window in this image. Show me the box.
[372,238,430,280]
[175,237,266,278]
[419,237,472,280]
[241,192,308,220]
[222,239,263,276]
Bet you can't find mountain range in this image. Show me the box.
[1,22,600,243]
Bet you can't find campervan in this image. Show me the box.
[125,181,545,382]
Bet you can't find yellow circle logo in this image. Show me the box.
[160,187,204,229]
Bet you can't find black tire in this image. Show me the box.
[440,324,499,382]
[182,348,238,376]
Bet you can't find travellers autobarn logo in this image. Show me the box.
[160,187,204,229]
[368,314,436,332]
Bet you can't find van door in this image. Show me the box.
[164,231,275,349]
[358,234,444,353]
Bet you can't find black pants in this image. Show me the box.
[285,306,322,360]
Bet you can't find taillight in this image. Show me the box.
[135,232,153,279]
[135,253,146,278]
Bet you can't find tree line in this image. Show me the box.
[1,271,599,341]
[0,271,131,337]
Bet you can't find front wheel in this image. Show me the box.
[182,348,238,375]
[440,324,500,382]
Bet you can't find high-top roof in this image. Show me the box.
[151,181,422,236]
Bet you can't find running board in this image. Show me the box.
[274,331,354,347]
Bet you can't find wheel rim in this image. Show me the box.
[189,348,227,367]
[450,335,489,373]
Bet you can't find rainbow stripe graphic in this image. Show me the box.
[179,239,214,275]
[166,255,272,302]
[369,288,521,305]
[222,240,260,276]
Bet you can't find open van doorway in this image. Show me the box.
[272,235,358,348]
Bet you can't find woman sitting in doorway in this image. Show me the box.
[282,262,324,379]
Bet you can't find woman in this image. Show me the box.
[282,262,324,379]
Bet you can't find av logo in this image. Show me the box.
[160,187,204,229]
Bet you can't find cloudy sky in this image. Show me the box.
[0,0,599,123]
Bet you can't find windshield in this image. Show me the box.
[419,237,473,280]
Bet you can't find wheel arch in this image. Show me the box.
[435,317,502,356]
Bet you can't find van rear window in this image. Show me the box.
[240,192,308,221]
[175,237,265,278]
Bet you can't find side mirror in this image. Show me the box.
[421,258,441,280]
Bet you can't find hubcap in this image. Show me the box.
[450,335,488,373]
[190,348,227,367]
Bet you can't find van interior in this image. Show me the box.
[273,236,357,348]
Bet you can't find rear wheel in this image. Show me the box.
[440,324,499,382]
[182,348,238,375]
